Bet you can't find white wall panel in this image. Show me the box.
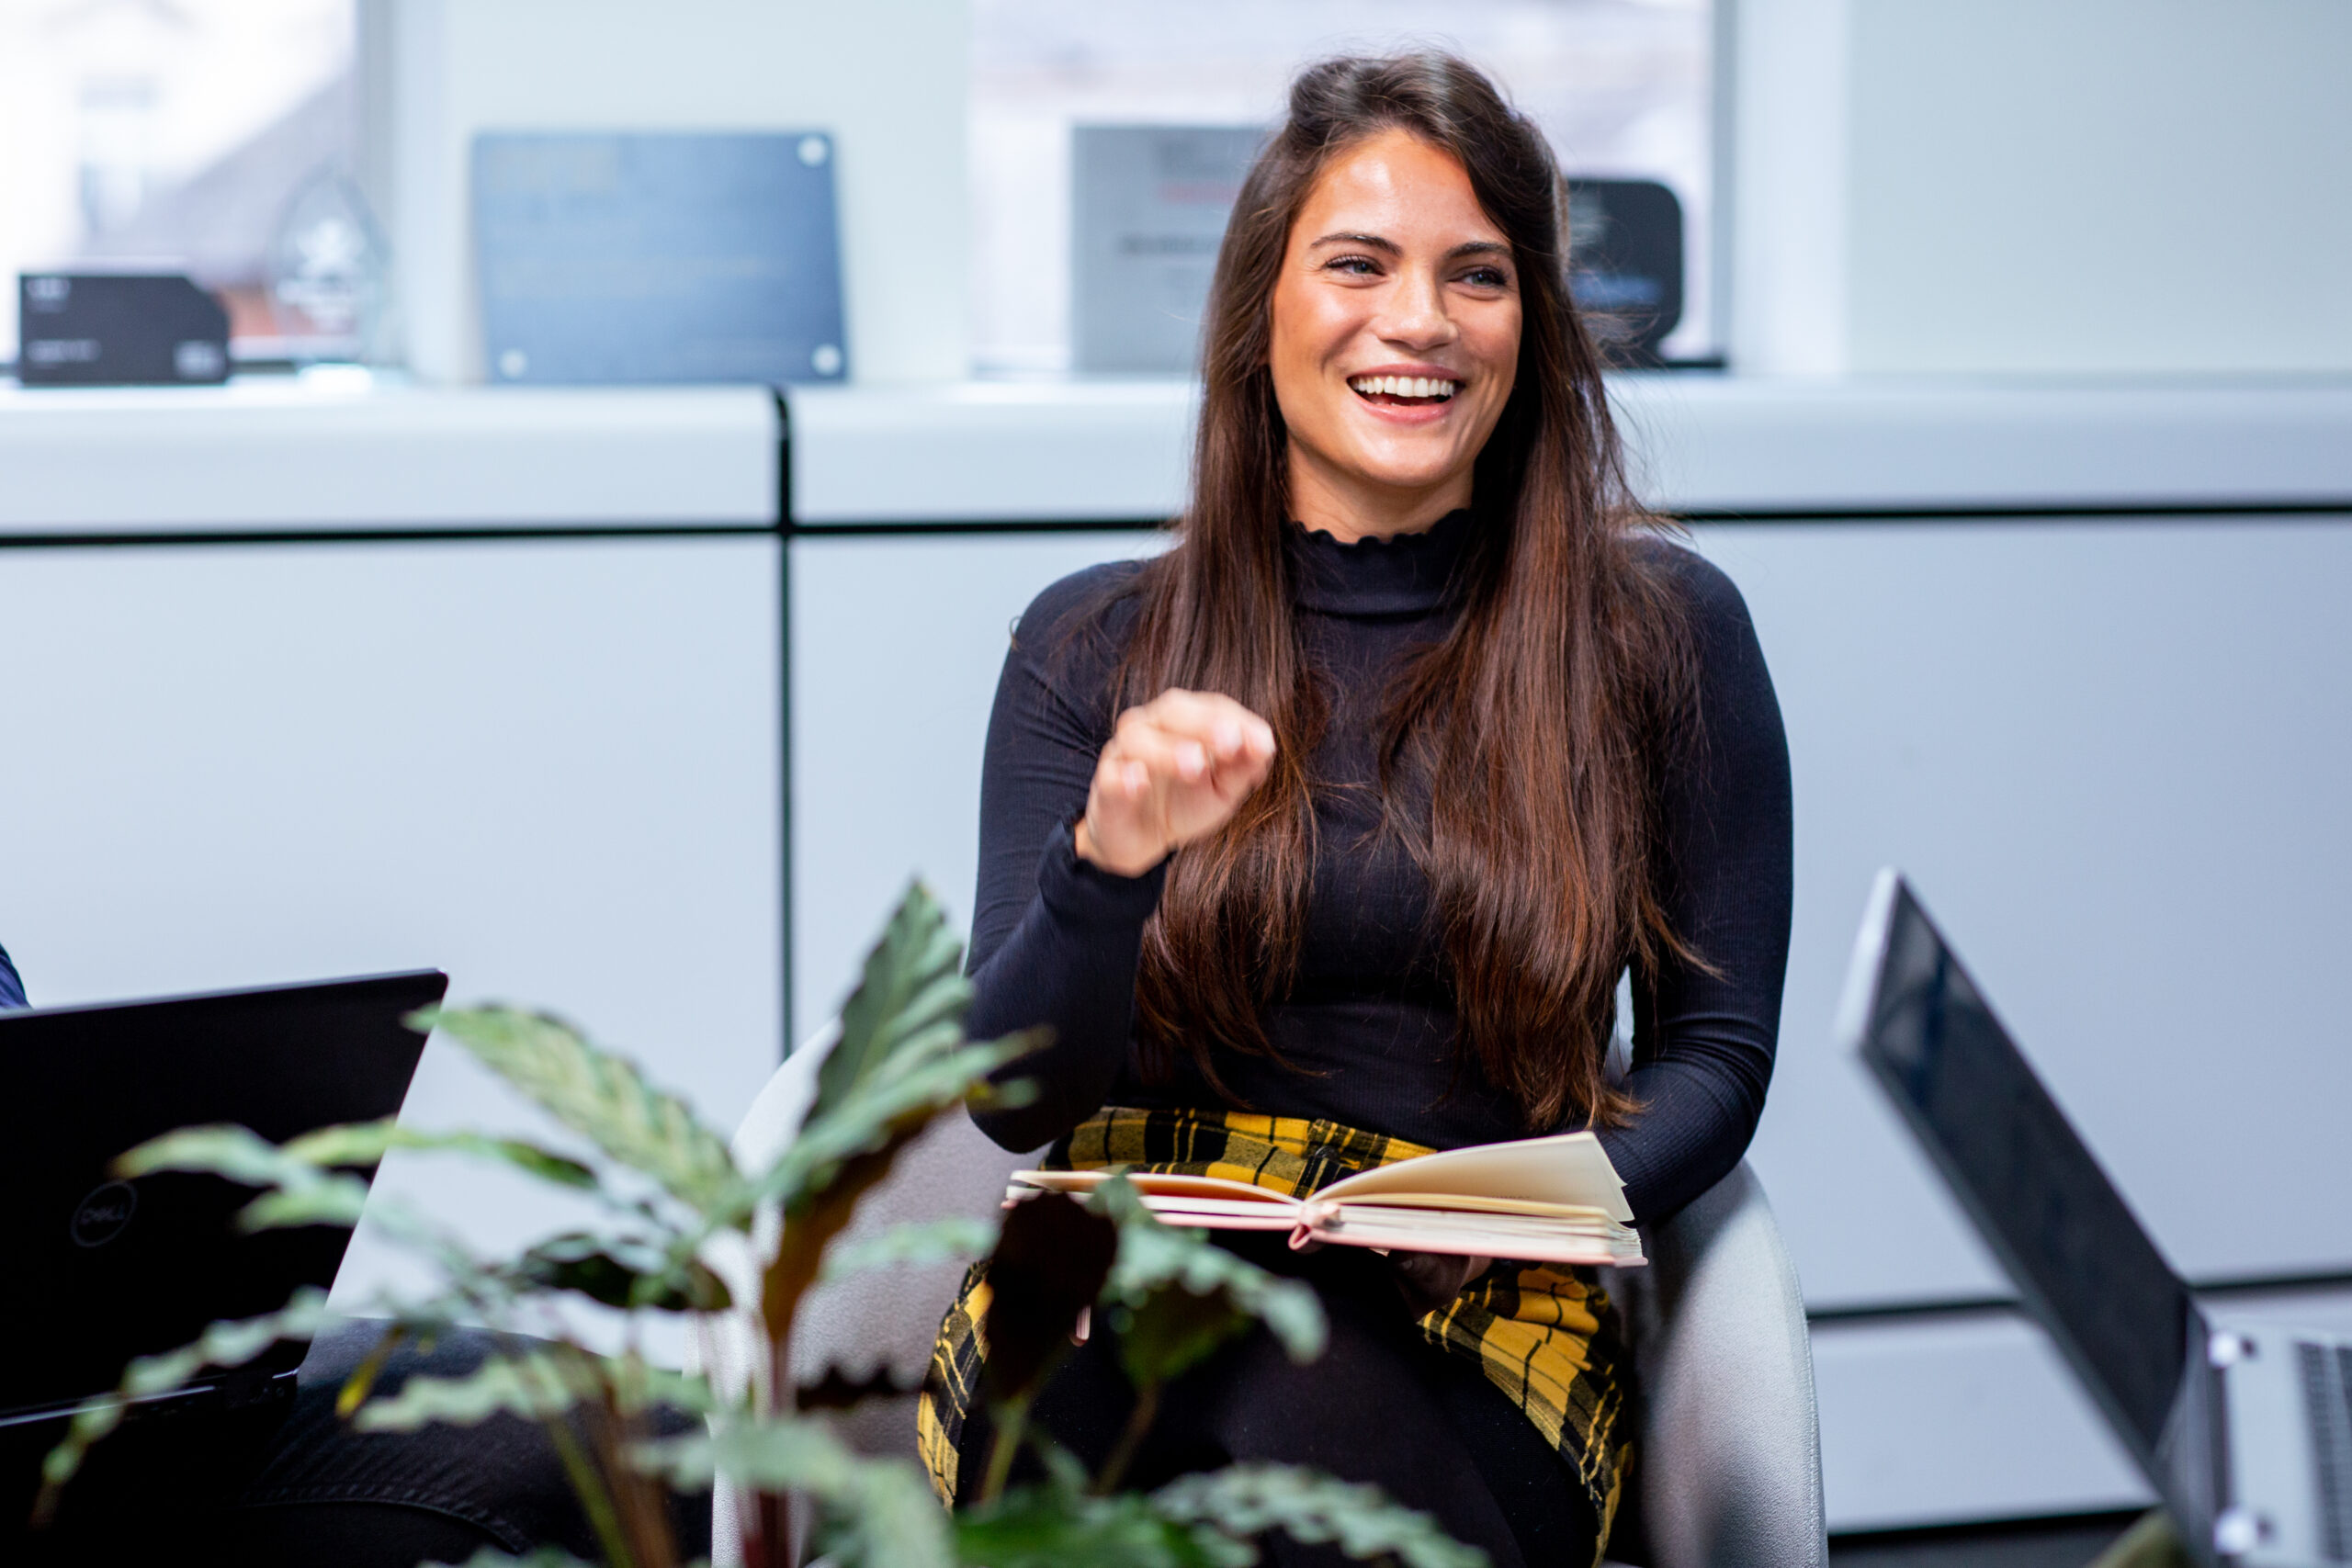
[0,537,782,1314]
[1844,0,2352,375]
[788,532,1165,1046]
[1814,1314,2152,1530]
[1701,518,2352,1308]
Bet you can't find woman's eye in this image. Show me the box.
[1327,255,1381,276]
[1461,266,1510,289]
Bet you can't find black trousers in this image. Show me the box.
[955,1236,1600,1568]
[11,1324,711,1565]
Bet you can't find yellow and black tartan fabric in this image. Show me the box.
[916,1105,1633,1551]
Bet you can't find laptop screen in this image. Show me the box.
[0,970,444,1418]
[1849,876,2194,1461]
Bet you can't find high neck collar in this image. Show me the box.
[1284,508,1475,616]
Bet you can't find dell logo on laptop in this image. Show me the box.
[70,1180,139,1247]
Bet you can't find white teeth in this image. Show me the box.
[1349,374,1459,400]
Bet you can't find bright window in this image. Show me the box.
[0,0,356,364]
[971,0,1717,376]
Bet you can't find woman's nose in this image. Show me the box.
[1377,268,1458,351]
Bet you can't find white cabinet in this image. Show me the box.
[1713,517,2352,1305]
[0,384,785,1318]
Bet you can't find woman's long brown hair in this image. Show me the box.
[1117,51,1698,1133]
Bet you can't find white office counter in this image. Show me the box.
[6,374,2343,530]
[0,379,777,531]
[785,375,2352,522]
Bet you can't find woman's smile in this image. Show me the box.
[1345,362,1467,422]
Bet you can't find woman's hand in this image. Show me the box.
[1075,690,1278,877]
[1388,1251,1494,1317]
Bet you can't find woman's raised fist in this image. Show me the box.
[1073,689,1278,877]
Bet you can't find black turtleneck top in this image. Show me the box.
[963,512,1792,1224]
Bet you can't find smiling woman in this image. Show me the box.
[925,51,1792,1568]
[1271,128,1524,541]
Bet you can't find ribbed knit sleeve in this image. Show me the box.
[1593,549,1793,1223]
[964,562,1165,1152]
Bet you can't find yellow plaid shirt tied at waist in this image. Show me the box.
[917,1105,1633,1547]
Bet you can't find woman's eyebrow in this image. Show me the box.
[1306,231,1511,263]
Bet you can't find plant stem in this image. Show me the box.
[599,1385,677,1568]
[755,1142,906,1563]
[753,1488,789,1568]
[542,1405,637,1568]
[978,1395,1031,1506]
[1091,1381,1159,1495]
[334,1321,407,1417]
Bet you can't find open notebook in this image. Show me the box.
[1010,1130,1644,1268]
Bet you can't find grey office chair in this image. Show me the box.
[1599,1161,1827,1568]
[718,1043,1827,1568]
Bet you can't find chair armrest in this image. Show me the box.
[1603,1161,1826,1568]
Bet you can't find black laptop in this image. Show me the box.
[1840,871,2351,1567]
[0,971,444,1444]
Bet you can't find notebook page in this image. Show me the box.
[1313,1131,1633,1222]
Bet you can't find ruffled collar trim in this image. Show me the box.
[1284,507,1474,615]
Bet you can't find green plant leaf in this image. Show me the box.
[443,1550,605,1568]
[636,1416,953,1568]
[288,1122,601,1191]
[352,1349,591,1432]
[1110,1285,1254,1403]
[1151,1464,1488,1568]
[237,1174,374,1231]
[749,1037,1035,1222]
[953,1486,1250,1568]
[118,1128,455,1291]
[730,883,1044,1222]
[117,1122,313,1186]
[36,1285,336,1519]
[819,881,972,1122]
[503,1231,731,1313]
[978,1191,1120,1407]
[803,1449,957,1568]
[1092,1179,1327,1385]
[820,1215,1000,1281]
[616,1359,722,1421]
[121,1120,600,1218]
[630,1414,831,1490]
[419,1007,739,1213]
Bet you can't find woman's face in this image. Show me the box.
[1268,129,1522,538]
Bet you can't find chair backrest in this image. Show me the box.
[786,1107,1041,1456]
[734,1047,1825,1568]
[718,1047,1039,1461]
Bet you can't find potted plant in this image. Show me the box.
[39,886,1483,1568]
